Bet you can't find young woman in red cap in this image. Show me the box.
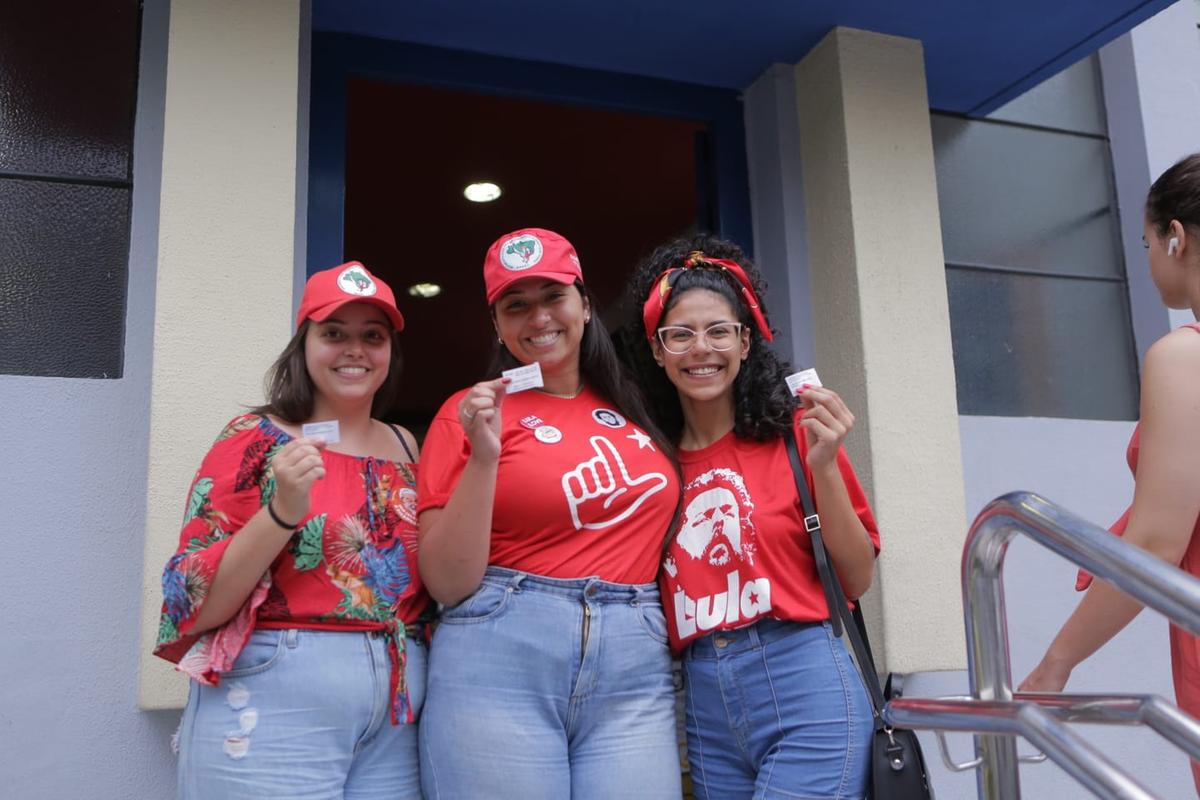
[416,228,683,798]
[622,235,879,799]
[1021,154,1200,792]
[154,262,429,799]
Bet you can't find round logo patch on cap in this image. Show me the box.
[499,234,544,272]
[337,265,378,297]
[534,425,562,444]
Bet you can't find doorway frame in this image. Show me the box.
[306,32,753,273]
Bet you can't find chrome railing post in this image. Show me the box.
[963,501,1022,799]
[960,491,1200,799]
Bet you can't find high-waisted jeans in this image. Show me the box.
[683,617,872,800]
[176,628,426,799]
[419,566,682,799]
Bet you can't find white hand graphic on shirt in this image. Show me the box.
[562,436,669,531]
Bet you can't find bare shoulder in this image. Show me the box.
[1141,327,1200,419]
[1144,327,1200,377]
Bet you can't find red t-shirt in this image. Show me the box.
[418,386,680,584]
[661,414,880,652]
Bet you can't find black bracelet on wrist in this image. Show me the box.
[266,500,300,530]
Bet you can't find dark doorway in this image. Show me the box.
[343,78,712,426]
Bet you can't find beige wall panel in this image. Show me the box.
[795,28,968,672]
[138,0,303,709]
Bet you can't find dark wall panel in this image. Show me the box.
[0,178,131,378]
[0,0,139,378]
[0,2,140,180]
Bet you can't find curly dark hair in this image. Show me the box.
[617,234,798,443]
[488,280,673,456]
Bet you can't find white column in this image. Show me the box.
[137,0,304,709]
[794,28,968,673]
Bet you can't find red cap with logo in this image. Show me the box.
[296,262,405,331]
[483,228,584,305]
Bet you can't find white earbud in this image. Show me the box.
[1168,237,1180,256]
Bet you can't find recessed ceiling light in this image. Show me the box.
[463,182,502,203]
[407,282,442,298]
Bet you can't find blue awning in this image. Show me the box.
[312,0,1174,114]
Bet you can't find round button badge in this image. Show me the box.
[592,408,626,429]
[534,425,562,444]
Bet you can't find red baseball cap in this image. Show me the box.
[483,228,584,305]
[296,262,405,331]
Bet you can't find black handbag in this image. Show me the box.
[784,432,934,800]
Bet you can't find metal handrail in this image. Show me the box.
[870,490,1200,796]
[1010,692,1200,762]
[955,491,1200,798]
[885,696,1157,799]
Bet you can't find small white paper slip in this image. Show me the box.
[503,362,544,393]
[785,368,823,396]
[302,420,341,444]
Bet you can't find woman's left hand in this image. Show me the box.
[1018,655,1072,694]
[798,386,855,471]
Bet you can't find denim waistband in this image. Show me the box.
[481,565,661,605]
[685,617,825,659]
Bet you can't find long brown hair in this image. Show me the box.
[252,320,404,423]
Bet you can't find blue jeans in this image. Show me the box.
[419,566,682,799]
[176,628,426,799]
[683,618,872,800]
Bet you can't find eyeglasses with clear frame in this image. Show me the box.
[656,322,744,355]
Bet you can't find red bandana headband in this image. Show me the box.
[642,251,774,343]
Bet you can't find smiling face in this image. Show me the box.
[653,288,750,406]
[304,301,392,412]
[493,278,590,377]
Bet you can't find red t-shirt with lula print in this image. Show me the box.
[661,411,881,653]
[418,386,680,585]
[153,414,427,723]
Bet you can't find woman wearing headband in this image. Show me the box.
[416,228,683,798]
[622,235,880,799]
[1021,154,1200,791]
[154,263,428,799]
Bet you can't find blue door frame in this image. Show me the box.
[306,32,753,274]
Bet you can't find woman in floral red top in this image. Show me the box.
[155,262,429,799]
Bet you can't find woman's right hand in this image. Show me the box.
[270,436,327,522]
[457,377,510,463]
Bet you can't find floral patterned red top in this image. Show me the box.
[153,414,427,723]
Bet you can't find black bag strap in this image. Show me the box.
[784,430,888,723]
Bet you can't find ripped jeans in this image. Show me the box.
[175,628,426,800]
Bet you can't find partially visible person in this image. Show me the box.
[1021,153,1200,792]
[416,228,683,799]
[622,235,881,799]
[155,262,428,799]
